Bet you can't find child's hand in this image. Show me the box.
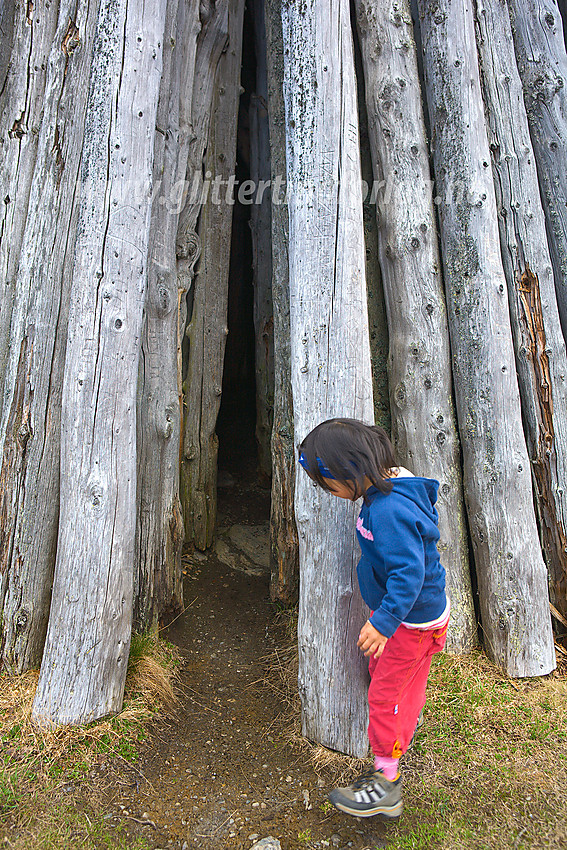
[357,620,388,659]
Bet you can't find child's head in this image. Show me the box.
[298,418,396,501]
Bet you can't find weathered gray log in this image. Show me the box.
[176,0,228,548]
[32,0,167,725]
[418,0,555,676]
[264,0,299,605]
[282,0,375,757]
[0,0,59,404]
[0,0,96,670]
[352,18,391,432]
[354,0,476,653]
[181,0,245,550]
[250,0,274,482]
[134,0,201,630]
[507,0,567,341]
[476,0,567,624]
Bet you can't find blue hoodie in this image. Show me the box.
[356,478,447,638]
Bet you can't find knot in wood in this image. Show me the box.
[436,431,446,445]
[424,378,432,389]
[17,422,31,445]
[394,382,406,408]
[15,609,29,631]
[89,484,104,509]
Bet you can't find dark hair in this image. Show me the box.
[298,418,396,500]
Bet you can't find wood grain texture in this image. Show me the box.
[282,0,375,757]
[418,0,555,676]
[250,0,274,482]
[507,0,567,341]
[181,0,245,550]
[354,0,476,652]
[134,0,200,630]
[177,0,228,548]
[32,0,167,725]
[0,0,98,671]
[476,0,567,624]
[264,0,299,606]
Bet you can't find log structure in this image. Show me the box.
[476,0,567,622]
[355,0,476,653]
[418,0,555,676]
[0,0,564,742]
[32,0,168,724]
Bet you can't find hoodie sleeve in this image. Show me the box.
[367,503,426,638]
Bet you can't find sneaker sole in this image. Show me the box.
[328,793,403,820]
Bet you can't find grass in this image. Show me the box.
[264,611,567,849]
[0,630,180,849]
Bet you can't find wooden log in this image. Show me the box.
[134,0,201,630]
[476,0,567,625]
[264,0,299,605]
[0,0,59,404]
[181,0,245,550]
[250,0,274,483]
[354,0,476,652]
[32,0,167,725]
[417,0,555,676]
[176,0,228,549]
[0,0,97,671]
[282,0,375,757]
[507,0,567,341]
[352,21,391,433]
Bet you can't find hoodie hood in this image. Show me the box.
[365,477,439,522]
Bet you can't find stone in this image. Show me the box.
[250,839,282,850]
[214,538,266,576]
[228,524,270,568]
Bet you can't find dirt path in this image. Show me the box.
[110,480,391,850]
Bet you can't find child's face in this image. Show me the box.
[322,478,358,500]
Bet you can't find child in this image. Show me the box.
[298,418,449,819]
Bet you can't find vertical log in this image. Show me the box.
[418,0,555,676]
[134,0,201,630]
[0,0,97,670]
[176,0,228,548]
[0,0,59,404]
[352,22,391,433]
[264,0,299,605]
[250,0,274,482]
[476,0,567,624]
[354,0,476,652]
[282,0,375,756]
[32,0,167,725]
[181,0,245,550]
[507,0,567,341]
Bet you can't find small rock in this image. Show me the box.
[331,836,341,846]
[250,839,282,850]
[248,834,259,841]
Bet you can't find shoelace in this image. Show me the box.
[351,769,384,790]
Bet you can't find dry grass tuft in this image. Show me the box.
[0,630,180,794]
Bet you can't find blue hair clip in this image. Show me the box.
[298,452,336,479]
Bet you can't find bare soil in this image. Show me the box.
[104,475,388,850]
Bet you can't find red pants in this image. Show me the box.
[367,620,448,758]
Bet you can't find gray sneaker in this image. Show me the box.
[328,768,403,819]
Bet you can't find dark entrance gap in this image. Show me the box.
[216,4,271,527]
